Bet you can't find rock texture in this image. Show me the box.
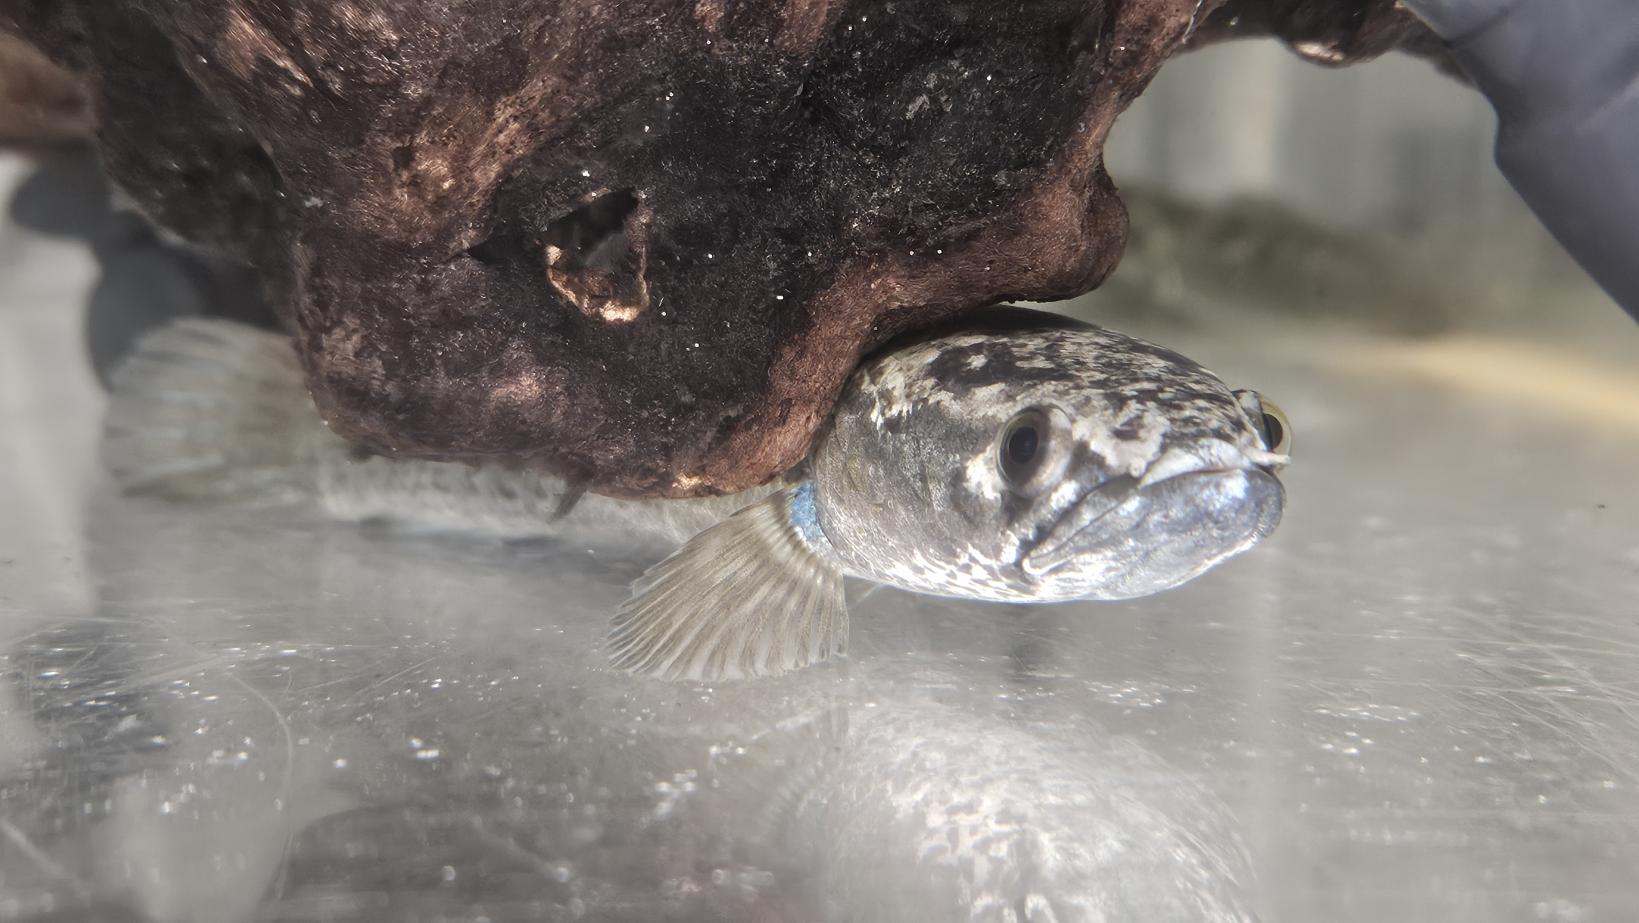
[0,31,89,148]
[1,0,1434,496]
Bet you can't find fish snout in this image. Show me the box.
[1138,438,1285,487]
[1021,443,1284,599]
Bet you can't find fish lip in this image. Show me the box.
[1019,465,1272,579]
[1018,475,1139,578]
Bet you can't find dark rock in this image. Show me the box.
[0,0,1438,496]
[0,30,89,147]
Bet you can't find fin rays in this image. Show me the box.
[608,490,847,681]
[103,318,314,503]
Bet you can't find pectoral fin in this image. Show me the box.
[608,488,847,681]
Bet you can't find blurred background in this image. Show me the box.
[2,38,1637,923]
[1093,42,1627,344]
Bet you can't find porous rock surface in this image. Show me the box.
[1,1,1432,496]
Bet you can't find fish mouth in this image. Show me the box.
[1020,474,1144,576]
[1020,465,1284,596]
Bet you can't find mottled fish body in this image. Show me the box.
[315,432,767,550]
[106,308,1290,682]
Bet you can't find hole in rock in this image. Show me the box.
[542,188,650,323]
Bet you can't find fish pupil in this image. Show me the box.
[1007,426,1039,466]
[999,408,1054,489]
[1261,413,1284,450]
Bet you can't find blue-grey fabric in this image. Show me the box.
[1401,0,1532,42]
[1404,0,1639,321]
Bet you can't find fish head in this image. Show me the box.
[809,310,1289,602]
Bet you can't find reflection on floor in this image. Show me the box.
[3,158,1638,922]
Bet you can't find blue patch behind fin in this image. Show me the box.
[786,481,833,553]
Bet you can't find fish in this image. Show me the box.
[103,307,1291,682]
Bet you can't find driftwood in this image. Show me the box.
[0,31,89,148]
[1,1,1435,496]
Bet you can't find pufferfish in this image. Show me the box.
[104,308,1291,681]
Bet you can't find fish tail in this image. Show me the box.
[103,318,319,503]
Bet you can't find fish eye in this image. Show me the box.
[997,407,1071,495]
[1006,421,1039,467]
[1236,390,1293,456]
[1258,398,1292,455]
